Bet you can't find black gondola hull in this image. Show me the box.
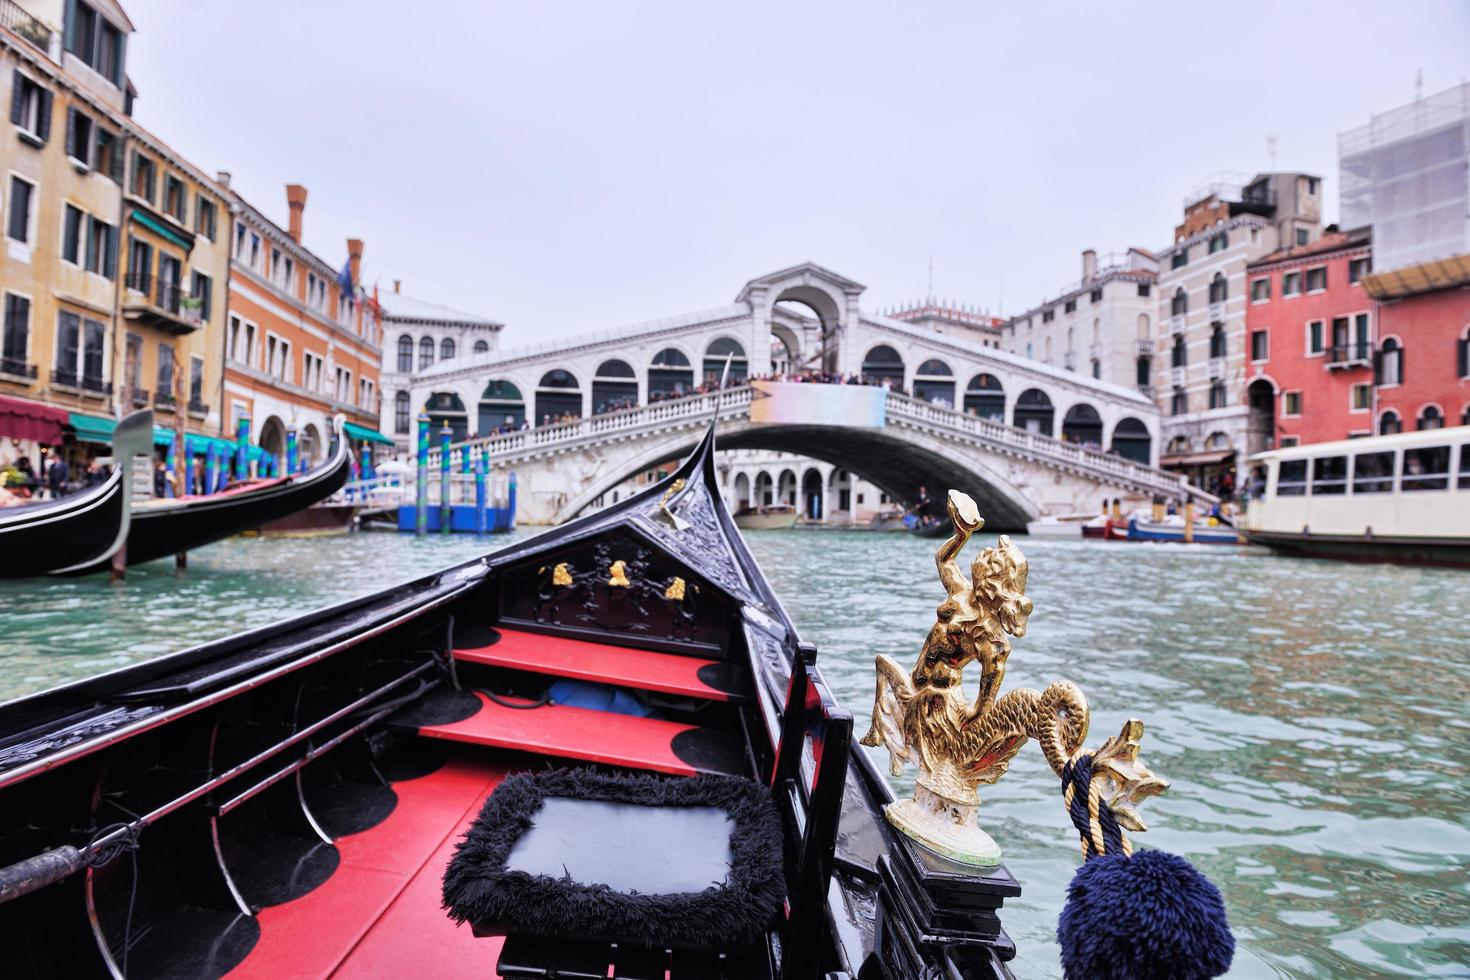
[0,473,127,578]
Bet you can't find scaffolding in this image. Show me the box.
[1339,81,1470,274]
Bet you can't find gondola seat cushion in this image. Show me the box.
[442,768,784,949]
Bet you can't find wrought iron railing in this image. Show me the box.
[129,387,150,407]
[154,391,176,409]
[0,0,52,52]
[187,398,208,416]
[1328,342,1371,366]
[1,357,37,379]
[125,272,188,319]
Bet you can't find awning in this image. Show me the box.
[1,395,68,445]
[344,422,394,446]
[1160,449,1235,468]
[68,411,117,445]
[129,208,193,251]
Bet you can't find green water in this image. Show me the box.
[1,528,1467,978]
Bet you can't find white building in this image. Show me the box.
[379,282,502,452]
[1001,248,1158,394]
[1152,172,1321,474]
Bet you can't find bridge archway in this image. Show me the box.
[963,373,1005,421]
[592,359,637,414]
[649,348,694,398]
[733,472,751,509]
[801,468,823,520]
[1110,416,1151,463]
[1061,403,1102,447]
[425,391,468,441]
[913,358,955,407]
[535,370,581,424]
[478,380,525,433]
[777,469,797,507]
[704,338,747,384]
[556,420,1039,531]
[259,416,286,471]
[861,345,905,388]
[1014,388,1054,436]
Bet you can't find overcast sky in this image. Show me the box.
[124,1,1468,341]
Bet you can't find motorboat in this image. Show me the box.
[1023,512,1098,537]
[733,503,798,529]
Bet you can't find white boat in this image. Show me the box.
[733,504,799,529]
[1024,512,1099,537]
[1241,428,1470,566]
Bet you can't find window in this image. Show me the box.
[303,351,324,392]
[1208,233,1227,253]
[1171,334,1187,368]
[1279,436,1300,448]
[227,315,257,365]
[334,367,351,402]
[283,256,294,292]
[190,271,212,320]
[54,311,104,386]
[394,391,411,433]
[1170,386,1188,415]
[1282,390,1303,417]
[1042,308,1055,323]
[473,339,489,354]
[196,197,217,241]
[1311,456,1348,495]
[9,71,50,142]
[1171,247,1188,269]
[418,336,434,370]
[306,272,327,311]
[1459,445,1470,490]
[83,215,116,277]
[1063,299,1077,314]
[7,175,35,244]
[1277,459,1308,495]
[156,343,175,400]
[1090,289,1103,303]
[1170,288,1188,316]
[269,247,282,284]
[1091,358,1100,379]
[1137,283,1151,298]
[1305,267,1327,292]
[1350,383,1371,412]
[1458,332,1469,380]
[1306,320,1324,356]
[1348,257,1370,284]
[1352,452,1395,493]
[248,232,260,271]
[396,335,413,372]
[131,153,155,203]
[1,294,30,372]
[1207,274,1227,306]
[1250,329,1269,362]
[1251,278,1270,303]
[65,108,93,164]
[1135,356,1150,387]
[1209,381,1227,409]
[1377,338,1403,386]
[1417,406,1444,430]
[265,337,291,381]
[1295,228,1310,246]
[66,1,126,85]
[1379,410,1402,435]
[1282,271,1301,296]
[441,338,456,361]
[61,204,83,264]
[1402,446,1450,491]
[93,127,119,181]
[1209,325,1226,359]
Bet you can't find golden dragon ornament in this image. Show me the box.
[860,489,1166,865]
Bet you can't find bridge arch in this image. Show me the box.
[534,370,581,424]
[1109,416,1151,464]
[963,373,1005,421]
[703,337,747,384]
[754,471,774,506]
[425,391,468,441]
[1013,388,1055,436]
[777,469,797,507]
[913,358,955,407]
[861,344,905,387]
[801,467,824,520]
[478,380,525,433]
[733,472,751,509]
[1061,403,1102,447]
[649,347,695,398]
[592,359,638,414]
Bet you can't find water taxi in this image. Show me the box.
[732,503,798,529]
[1242,428,1470,566]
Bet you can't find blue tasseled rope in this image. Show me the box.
[1060,753,1126,860]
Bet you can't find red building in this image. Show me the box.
[1362,254,1470,434]
[1244,228,1375,448]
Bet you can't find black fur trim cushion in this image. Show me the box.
[442,768,784,948]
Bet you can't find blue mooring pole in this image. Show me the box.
[507,471,517,531]
[439,423,452,535]
[415,414,429,537]
[362,445,375,481]
[234,418,250,480]
[164,432,178,498]
[203,442,216,496]
[474,450,487,536]
[286,428,298,475]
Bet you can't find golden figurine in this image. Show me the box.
[608,560,630,587]
[664,576,687,601]
[860,489,1091,865]
[551,562,573,587]
[653,478,690,531]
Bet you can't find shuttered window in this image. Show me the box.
[61,204,83,263]
[9,70,51,141]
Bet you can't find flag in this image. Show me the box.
[337,257,354,302]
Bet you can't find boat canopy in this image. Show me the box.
[344,421,395,445]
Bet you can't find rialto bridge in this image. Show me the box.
[406,263,1208,529]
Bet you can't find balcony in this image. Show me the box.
[1208,301,1225,323]
[0,0,53,53]
[1170,366,1186,387]
[128,387,150,407]
[50,369,111,396]
[1327,342,1372,370]
[1136,339,1154,356]
[154,391,176,411]
[187,398,209,418]
[0,357,37,382]
[1169,314,1186,336]
[1208,357,1225,380]
[1063,351,1078,371]
[122,273,203,334]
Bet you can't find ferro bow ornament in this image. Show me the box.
[859,489,1091,864]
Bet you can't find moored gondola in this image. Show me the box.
[0,417,1232,979]
[63,414,354,575]
[0,410,153,578]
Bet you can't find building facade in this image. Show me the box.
[886,300,1004,349]
[1244,228,1375,449]
[1001,248,1157,392]
[223,183,383,470]
[1153,172,1322,481]
[378,282,501,452]
[1361,254,1470,434]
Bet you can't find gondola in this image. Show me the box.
[0,409,153,578]
[0,417,1233,979]
[65,414,353,575]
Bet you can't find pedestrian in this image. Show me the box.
[46,454,68,499]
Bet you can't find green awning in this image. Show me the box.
[344,422,394,446]
[129,209,194,251]
[67,412,116,445]
[153,426,177,447]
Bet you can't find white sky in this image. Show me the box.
[123,1,1469,340]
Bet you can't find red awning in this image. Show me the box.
[1160,449,1235,468]
[0,395,69,445]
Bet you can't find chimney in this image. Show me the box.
[1082,249,1097,282]
[393,279,401,294]
[215,170,232,189]
[285,184,308,243]
[347,238,363,290]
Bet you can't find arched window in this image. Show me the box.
[860,345,904,386]
[1013,388,1054,436]
[1061,403,1102,447]
[648,348,694,399]
[535,370,581,424]
[1210,324,1226,359]
[1208,273,1227,305]
[1417,405,1444,430]
[393,391,410,433]
[593,359,638,414]
[424,391,467,441]
[1172,334,1187,368]
[1110,417,1151,464]
[1171,288,1188,316]
[418,336,434,370]
[703,337,747,383]
[440,338,456,361]
[478,380,525,432]
[1378,409,1402,435]
[1167,435,1191,455]
[473,339,489,355]
[1378,337,1403,386]
[913,358,955,407]
[1066,327,1075,351]
[963,374,1005,420]
[1137,313,1151,340]
[396,335,413,373]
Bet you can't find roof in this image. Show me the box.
[1248,228,1371,270]
[377,290,502,329]
[735,262,866,303]
[1250,425,1470,463]
[1361,253,1470,301]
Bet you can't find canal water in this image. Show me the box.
[1,527,1467,979]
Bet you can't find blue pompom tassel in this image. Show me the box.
[1057,849,1234,980]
